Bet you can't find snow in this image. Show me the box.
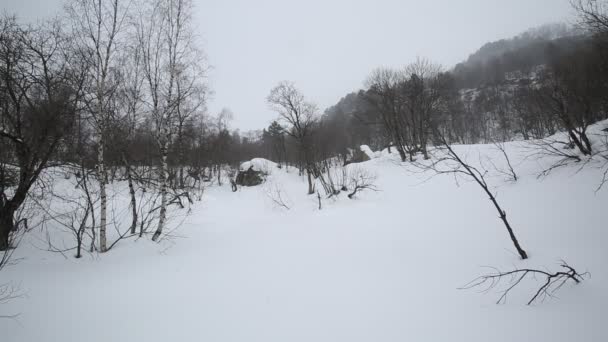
[360,144,377,159]
[2,124,608,341]
[240,158,277,173]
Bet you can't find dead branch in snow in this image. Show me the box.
[523,137,583,178]
[150,191,193,212]
[461,262,588,305]
[265,183,291,210]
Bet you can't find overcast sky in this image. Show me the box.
[4,0,575,131]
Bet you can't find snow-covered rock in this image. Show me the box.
[345,146,373,165]
[239,158,276,174]
[235,166,265,186]
[360,145,380,159]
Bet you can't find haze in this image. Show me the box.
[3,0,574,130]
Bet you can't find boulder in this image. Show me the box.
[345,146,372,165]
[235,166,265,186]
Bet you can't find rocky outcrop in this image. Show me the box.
[345,146,372,165]
[235,166,265,186]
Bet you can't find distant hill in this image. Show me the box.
[453,23,588,88]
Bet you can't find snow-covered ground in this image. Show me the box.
[2,124,608,341]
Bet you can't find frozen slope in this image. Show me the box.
[2,135,608,341]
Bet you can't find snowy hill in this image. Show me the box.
[2,123,608,342]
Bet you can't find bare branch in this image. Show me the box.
[461,262,589,305]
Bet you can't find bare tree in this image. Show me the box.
[403,57,443,160]
[525,136,583,178]
[0,16,82,250]
[490,141,518,182]
[418,132,529,260]
[113,35,145,235]
[364,68,411,162]
[136,0,205,241]
[66,0,130,252]
[35,168,96,259]
[364,59,445,162]
[572,0,608,34]
[267,81,318,194]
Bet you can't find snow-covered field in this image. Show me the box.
[2,126,608,341]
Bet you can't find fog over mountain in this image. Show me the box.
[5,0,574,129]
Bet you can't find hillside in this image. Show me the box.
[452,23,586,88]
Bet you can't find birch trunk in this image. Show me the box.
[152,138,169,242]
[307,168,314,195]
[98,138,107,252]
[122,153,138,235]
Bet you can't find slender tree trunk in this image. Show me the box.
[75,235,83,259]
[179,167,184,189]
[217,165,222,186]
[421,125,429,160]
[98,139,108,253]
[396,145,407,162]
[153,140,169,242]
[0,207,14,251]
[443,140,528,260]
[581,130,592,155]
[307,168,314,195]
[75,208,89,259]
[488,194,528,260]
[567,129,591,155]
[391,129,407,162]
[122,154,138,235]
[421,141,429,160]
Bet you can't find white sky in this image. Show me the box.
[3,0,575,131]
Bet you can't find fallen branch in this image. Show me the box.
[265,184,291,210]
[460,262,588,305]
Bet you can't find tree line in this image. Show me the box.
[0,0,216,253]
[2,0,608,255]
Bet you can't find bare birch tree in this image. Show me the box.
[66,0,130,252]
[136,0,205,241]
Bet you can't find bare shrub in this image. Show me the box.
[347,167,379,199]
[488,141,518,182]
